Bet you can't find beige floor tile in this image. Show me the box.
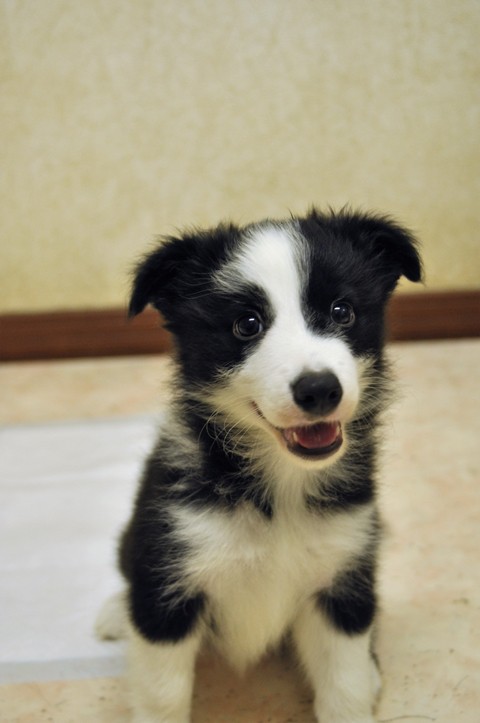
[0,355,173,424]
[0,654,314,723]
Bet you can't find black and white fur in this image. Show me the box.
[97,208,422,722]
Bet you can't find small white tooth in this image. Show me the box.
[292,432,299,444]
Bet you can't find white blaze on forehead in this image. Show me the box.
[216,223,308,311]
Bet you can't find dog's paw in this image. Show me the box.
[94,591,127,641]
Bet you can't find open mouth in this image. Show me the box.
[252,404,343,460]
[280,421,343,459]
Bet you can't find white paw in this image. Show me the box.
[95,591,127,641]
[315,697,378,723]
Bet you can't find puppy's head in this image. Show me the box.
[130,209,422,468]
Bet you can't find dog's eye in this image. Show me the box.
[233,313,264,340]
[330,300,355,328]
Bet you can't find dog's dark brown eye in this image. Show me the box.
[330,301,355,327]
[233,313,264,340]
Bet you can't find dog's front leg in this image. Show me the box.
[127,622,202,723]
[292,597,381,723]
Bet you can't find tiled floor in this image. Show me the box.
[1,339,479,722]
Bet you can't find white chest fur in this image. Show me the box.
[172,501,375,670]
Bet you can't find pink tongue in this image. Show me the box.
[283,422,340,450]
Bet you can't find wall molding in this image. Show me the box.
[1,290,479,362]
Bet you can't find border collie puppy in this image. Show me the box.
[97,208,422,722]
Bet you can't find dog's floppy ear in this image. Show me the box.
[359,214,423,287]
[313,209,423,292]
[128,236,196,318]
[129,223,240,318]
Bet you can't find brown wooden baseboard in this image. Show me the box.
[0,290,478,362]
[0,308,172,362]
[387,289,480,341]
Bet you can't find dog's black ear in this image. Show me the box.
[128,236,196,318]
[129,224,240,318]
[311,209,423,292]
[360,214,423,287]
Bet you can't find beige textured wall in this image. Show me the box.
[1,0,479,313]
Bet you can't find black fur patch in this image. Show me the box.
[299,209,422,355]
[172,283,274,388]
[119,455,205,643]
[129,578,204,644]
[177,428,274,517]
[317,552,377,635]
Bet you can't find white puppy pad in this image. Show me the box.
[0,415,158,683]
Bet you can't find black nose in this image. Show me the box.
[291,371,343,416]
